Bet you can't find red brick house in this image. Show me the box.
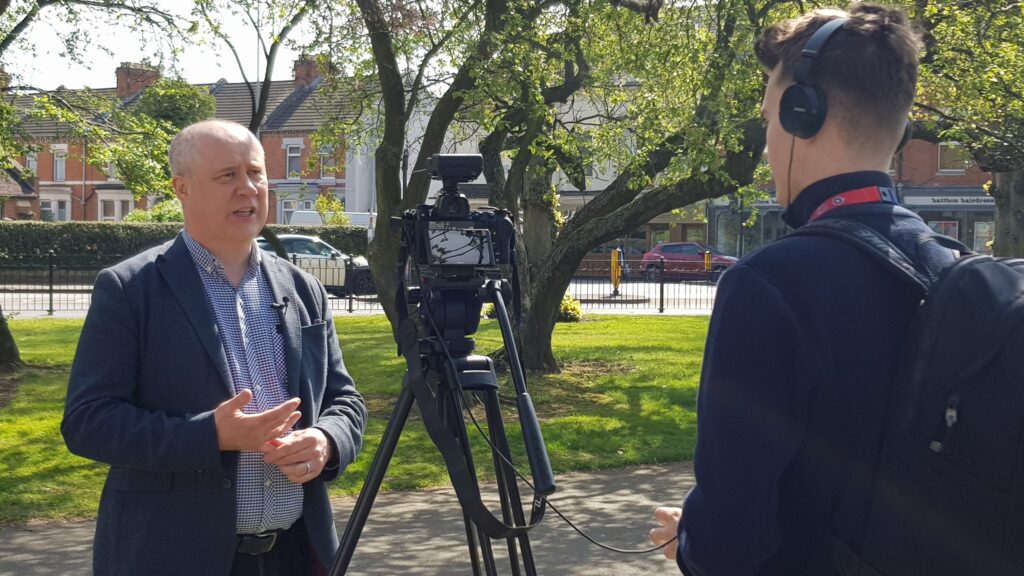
[3,56,345,224]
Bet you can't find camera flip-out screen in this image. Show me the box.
[427,222,495,266]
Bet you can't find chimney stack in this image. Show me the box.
[293,55,321,88]
[115,62,160,99]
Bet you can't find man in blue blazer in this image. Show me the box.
[62,120,367,576]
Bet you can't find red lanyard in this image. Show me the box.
[809,185,898,221]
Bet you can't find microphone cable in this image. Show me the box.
[421,306,679,556]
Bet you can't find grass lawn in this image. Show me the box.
[0,314,708,525]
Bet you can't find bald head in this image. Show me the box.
[169,120,261,177]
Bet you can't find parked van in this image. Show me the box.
[288,210,376,239]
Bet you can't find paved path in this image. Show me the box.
[0,463,693,575]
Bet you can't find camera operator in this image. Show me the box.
[649,4,933,574]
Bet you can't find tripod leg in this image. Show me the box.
[330,379,415,576]
[484,389,538,576]
[483,390,522,576]
[445,386,499,576]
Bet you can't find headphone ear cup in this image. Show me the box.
[779,82,826,139]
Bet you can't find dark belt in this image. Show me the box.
[237,529,286,555]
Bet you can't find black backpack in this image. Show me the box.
[791,218,1024,576]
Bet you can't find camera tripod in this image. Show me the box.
[330,280,556,576]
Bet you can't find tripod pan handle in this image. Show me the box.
[518,392,556,495]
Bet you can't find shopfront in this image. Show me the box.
[901,188,995,254]
[706,187,996,257]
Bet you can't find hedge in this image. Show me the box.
[0,221,369,266]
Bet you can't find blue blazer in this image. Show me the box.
[62,234,367,576]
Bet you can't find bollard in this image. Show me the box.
[346,258,354,313]
[658,256,665,314]
[47,250,55,316]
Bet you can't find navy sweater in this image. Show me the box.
[677,172,952,576]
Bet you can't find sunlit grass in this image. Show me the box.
[2,314,707,524]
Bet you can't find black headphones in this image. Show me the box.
[779,17,849,139]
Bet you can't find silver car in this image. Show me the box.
[256,234,375,296]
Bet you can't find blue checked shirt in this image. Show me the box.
[183,231,303,535]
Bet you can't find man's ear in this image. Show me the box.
[172,175,188,202]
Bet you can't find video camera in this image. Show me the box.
[399,154,514,281]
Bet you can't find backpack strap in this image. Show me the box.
[788,218,967,294]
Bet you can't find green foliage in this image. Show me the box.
[134,78,217,130]
[0,221,369,265]
[0,99,34,174]
[907,1,1024,170]
[482,293,580,322]
[123,198,184,222]
[314,193,351,226]
[31,90,175,200]
[558,293,583,323]
[2,314,708,522]
[0,221,183,265]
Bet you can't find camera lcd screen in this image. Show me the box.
[427,223,495,266]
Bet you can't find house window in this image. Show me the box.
[319,146,336,179]
[281,198,314,224]
[26,153,37,174]
[100,200,117,221]
[286,145,302,179]
[107,162,118,180]
[98,191,133,221]
[39,199,69,221]
[53,149,67,182]
[937,142,971,175]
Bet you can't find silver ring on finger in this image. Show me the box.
[304,461,311,475]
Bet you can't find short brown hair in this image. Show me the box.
[755,3,923,146]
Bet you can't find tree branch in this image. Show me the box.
[404,0,483,122]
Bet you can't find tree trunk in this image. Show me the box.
[0,304,22,372]
[515,159,561,372]
[991,169,1024,257]
[519,297,560,373]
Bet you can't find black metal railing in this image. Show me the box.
[569,258,718,313]
[0,253,386,315]
[0,252,102,314]
[1,255,720,315]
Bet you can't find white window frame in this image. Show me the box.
[39,199,71,222]
[937,142,970,175]
[280,197,314,224]
[97,190,134,221]
[38,190,72,221]
[51,144,68,182]
[286,145,302,179]
[282,138,305,180]
[26,152,37,174]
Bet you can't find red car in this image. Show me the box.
[641,242,737,282]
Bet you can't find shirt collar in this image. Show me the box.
[781,171,895,229]
[181,230,262,282]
